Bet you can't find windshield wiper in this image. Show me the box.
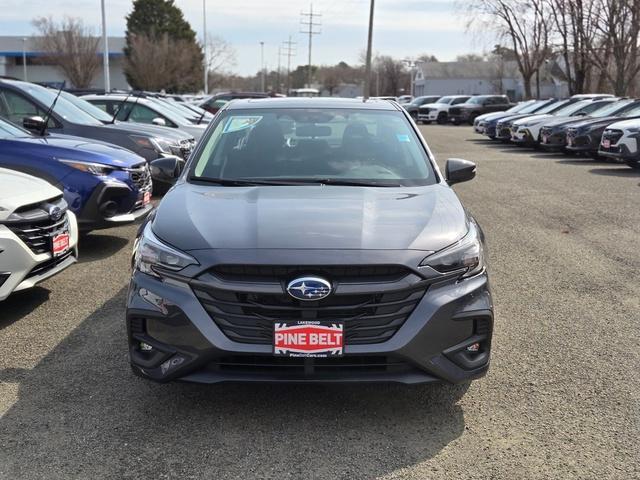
[109,90,134,124]
[191,177,312,186]
[292,178,402,187]
[191,177,402,187]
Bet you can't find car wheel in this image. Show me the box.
[436,112,447,124]
[451,120,460,125]
[626,161,640,170]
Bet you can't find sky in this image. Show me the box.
[0,0,494,75]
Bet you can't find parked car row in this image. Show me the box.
[472,94,640,169]
[0,79,210,300]
[401,94,514,125]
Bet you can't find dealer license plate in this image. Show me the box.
[52,232,70,257]
[542,135,548,144]
[143,191,151,205]
[602,139,611,149]
[274,321,344,357]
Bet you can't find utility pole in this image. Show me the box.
[260,41,265,92]
[300,3,321,88]
[363,0,375,100]
[277,46,282,93]
[22,38,27,82]
[281,36,296,95]
[203,0,208,94]
[100,0,110,92]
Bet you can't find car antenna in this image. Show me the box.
[123,91,142,122]
[196,106,207,125]
[39,81,65,136]
[109,90,134,124]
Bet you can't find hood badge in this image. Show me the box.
[286,277,332,301]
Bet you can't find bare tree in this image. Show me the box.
[32,16,101,88]
[205,33,237,75]
[466,0,551,98]
[125,33,203,92]
[588,0,640,96]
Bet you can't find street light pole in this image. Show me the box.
[260,41,265,92]
[203,0,208,94]
[100,0,110,92]
[363,0,375,100]
[22,38,27,82]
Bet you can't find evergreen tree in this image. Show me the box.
[124,0,203,92]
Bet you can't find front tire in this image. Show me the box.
[436,112,448,124]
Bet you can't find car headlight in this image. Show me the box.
[420,220,485,278]
[149,137,174,154]
[625,127,640,133]
[59,159,114,176]
[134,223,198,277]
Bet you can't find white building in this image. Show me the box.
[414,61,569,101]
[0,36,129,90]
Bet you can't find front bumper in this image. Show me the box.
[511,128,536,145]
[539,132,567,150]
[126,255,494,385]
[0,212,79,301]
[598,135,640,162]
[77,177,153,231]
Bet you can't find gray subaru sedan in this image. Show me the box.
[127,97,493,386]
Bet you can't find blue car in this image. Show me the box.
[0,117,152,231]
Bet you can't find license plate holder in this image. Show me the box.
[143,191,151,206]
[52,232,70,257]
[274,321,344,357]
[602,139,611,149]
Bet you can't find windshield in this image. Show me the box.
[58,91,114,122]
[590,100,633,118]
[540,100,571,114]
[143,99,190,124]
[190,108,436,187]
[21,84,102,126]
[552,101,591,116]
[154,98,200,122]
[0,118,30,138]
[520,100,549,114]
[506,100,535,113]
[621,104,640,118]
[465,97,485,105]
[436,96,454,105]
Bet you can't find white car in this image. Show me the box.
[599,119,640,169]
[417,95,471,124]
[0,168,78,301]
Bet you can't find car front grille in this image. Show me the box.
[129,164,153,210]
[206,354,414,376]
[567,128,578,139]
[449,107,461,116]
[602,129,624,145]
[5,196,70,255]
[191,265,428,346]
[25,248,74,279]
[540,126,553,138]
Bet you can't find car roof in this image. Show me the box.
[225,97,401,111]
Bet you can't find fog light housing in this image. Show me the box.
[139,341,154,352]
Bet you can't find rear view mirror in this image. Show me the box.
[445,158,476,185]
[23,116,46,133]
[152,117,167,126]
[150,156,184,184]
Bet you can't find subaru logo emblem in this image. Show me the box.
[286,277,332,301]
[48,206,63,222]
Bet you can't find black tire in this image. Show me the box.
[561,149,573,156]
[451,119,460,125]
[436,112,448,124]
[626,162,640,170]
[589,152,602,160]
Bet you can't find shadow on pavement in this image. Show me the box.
[0,287,50,330]
[78,233,130,264]
[589,167,640,177]
[0,288,466,479]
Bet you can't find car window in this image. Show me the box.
[60,91,113,122]
[129,104,164,124]
[452,97,470,105]
[18,84,102,126]
[0,117,30,138]
[191,108,436,186]
[0,89,56,128]
[621,104,640,117]
[590,100,632,118]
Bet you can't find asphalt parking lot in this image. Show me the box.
[1,125,638,480]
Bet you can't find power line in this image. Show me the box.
[281,35,297,95]
[300,3,322,88]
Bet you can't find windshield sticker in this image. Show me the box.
[396,134,411,143]
[223,116,263,133]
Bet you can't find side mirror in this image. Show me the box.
[150,156,184,184]
[152,117,167,126]
[23,116,46,133]
[445,158,476,185]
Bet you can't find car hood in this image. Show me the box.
[152,183,469,252]
[420,102,446,110]
[604,118,640,130]
[477,111,509,122]
[567,116,622,129]
[102,122,194,142]
[10,135,146,168]
[513,114,552,126]
[539,116,590,129]
[0,167,61,219]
